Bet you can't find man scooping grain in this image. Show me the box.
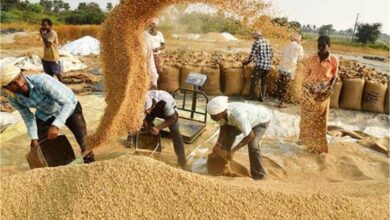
[0,65,95,163]
[143,90,187,168]
[207,96,271,180]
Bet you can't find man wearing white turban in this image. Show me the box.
[142,90,186,168]
[207,96,272,180]
[1,65,94,163]
[144,17,165,75]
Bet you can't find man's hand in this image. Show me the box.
[39,27,46,37]
[47,125,59,140]
[30,139,39,149]
[149,127,160,136]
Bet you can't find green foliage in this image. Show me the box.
[355,23,382,45]
[1,10,21,23]
[318,24,335,36]
[28,4,44,13]
[271,17,288,26]
[1,1,107,25]
[288,21,301,31]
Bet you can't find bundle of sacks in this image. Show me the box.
[330,58,389,114]
[160,50,303,104]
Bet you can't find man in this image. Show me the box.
[144,18,165,75]
[0,65,94,163]
[143,90,186,168]
[299,35,338,154]
[242,30,273,102]
[144,32,159,89]
[277,33,304,108]
[40,18,63,82]
[207,96,272,180]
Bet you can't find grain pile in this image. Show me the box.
[338,58,389,82]
[1,155,388,219]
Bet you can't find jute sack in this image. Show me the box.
[158,65,181,93]
[223,67,244,96]
[362,80,387,113]
[385,81,389,114]
[266,67,280,97]
[180,65,202,90]
[286,63,305,104]
[330,80,343,109]
[201,66,222,95]
[339,78,365,110]
[241,65,254,96]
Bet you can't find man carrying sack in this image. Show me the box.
[0,65,94,163]
[143,90,187,168]
[207,96,272,180]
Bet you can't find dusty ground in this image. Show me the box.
[0,31,389,219]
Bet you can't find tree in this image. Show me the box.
[1,0,20,10]
[77,3,87,11]
[355,23,382,45]
[39,0,53,12]
[271,17,288,26]
[318,24,334,36]
[288,21,301,31]
[28,3,44,13]
[106,2,113,11]
[78,2,101,12]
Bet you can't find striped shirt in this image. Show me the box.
[221,103,272,137]
[247,37,274,70]
[8,74,77,140]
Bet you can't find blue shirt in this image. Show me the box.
[7,74,77,140]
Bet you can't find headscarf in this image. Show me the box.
[1,64,20,87]
[291,33,302,42]
[148,17,159,26]
[207,96,228,116]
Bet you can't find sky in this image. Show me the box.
[31,0,389,34]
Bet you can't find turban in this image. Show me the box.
[144,93,153,110]
[148,17,159,26]
[207,96,228,116]
[1,65,20,87]
[291,33,302,42]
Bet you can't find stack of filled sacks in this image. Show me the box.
[160,50,305,104]
[330,58,389,114]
